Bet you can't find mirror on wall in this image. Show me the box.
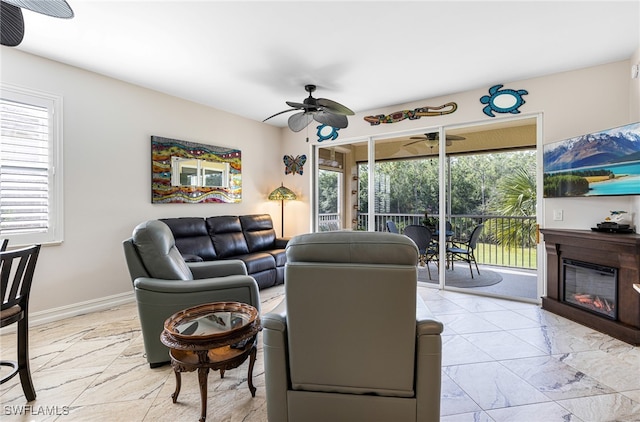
[151,136,241,203]
[171,157,230,188]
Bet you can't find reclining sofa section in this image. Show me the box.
[160,214,287,289]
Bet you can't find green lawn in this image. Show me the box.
[474,242,537,269]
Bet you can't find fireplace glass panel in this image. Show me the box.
[562,259,617,320]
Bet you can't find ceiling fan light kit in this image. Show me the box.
[264,84,354,133]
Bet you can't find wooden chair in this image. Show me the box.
[0,244,41,401]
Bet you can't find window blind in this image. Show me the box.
[0,98,50,236]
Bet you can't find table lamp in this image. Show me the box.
[268,183,297,237]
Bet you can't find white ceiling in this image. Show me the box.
[9,0,640,128]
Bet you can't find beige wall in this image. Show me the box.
[282,58,639,236]
[2,46,639,317]
[1,48,284,314]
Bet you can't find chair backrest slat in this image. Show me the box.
[1,245,41,311]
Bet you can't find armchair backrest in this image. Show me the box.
[127,220,193,280]
[284,231,419,397]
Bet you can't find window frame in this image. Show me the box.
[1,83,64,246]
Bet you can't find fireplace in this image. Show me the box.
[562,259,617,320]
[541,229,640,345]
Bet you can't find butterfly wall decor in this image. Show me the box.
[283,155,307,175]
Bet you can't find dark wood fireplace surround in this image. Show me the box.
[541,229,640,345]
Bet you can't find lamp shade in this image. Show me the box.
[268,184,297,201]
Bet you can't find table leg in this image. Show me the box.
[247,346,257,397]
[171,369,181,403]
[198,367,209,422]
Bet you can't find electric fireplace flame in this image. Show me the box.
[571,293,615,318]
[563,258,618,320]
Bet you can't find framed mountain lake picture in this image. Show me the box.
[543,122,640,197]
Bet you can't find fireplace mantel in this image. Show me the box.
[541,228,640,345]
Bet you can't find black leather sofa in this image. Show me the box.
[160,214,288,289]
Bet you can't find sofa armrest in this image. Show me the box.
[263,299,287,331]
[183,254,204,263]
[415,295,442,422]
[275,237,290,249]
[416,296,444,335]
[133,274,257,294]
[187,259,248,279]
[263,299,289,422]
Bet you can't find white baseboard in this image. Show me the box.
[1,292,136,335]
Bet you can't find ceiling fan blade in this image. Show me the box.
[404,140,423,147]
[313,110,348,129]
[3,0,73,18]
[409,136,427,140]
[288,112,314,132]
[317,98,354,115]
[447,134,466,141]
[262,108,296,122]
[0,2,24,47]
[286,101,315,110]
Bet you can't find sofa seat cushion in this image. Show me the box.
[233,252,276,275]
[267,249,287,267]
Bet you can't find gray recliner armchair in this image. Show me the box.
[263,231,443,422]
[123,220,260,367]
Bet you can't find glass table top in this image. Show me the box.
[164,302,259,342]
[175,310,251,337]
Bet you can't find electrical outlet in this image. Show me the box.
[553,209,563,221]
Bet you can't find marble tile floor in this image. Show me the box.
[1,285,639,421]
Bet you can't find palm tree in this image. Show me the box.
[486,165,537,248]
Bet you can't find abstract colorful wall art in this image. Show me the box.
[151,136,241,203]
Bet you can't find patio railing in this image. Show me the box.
[322,213,537,269]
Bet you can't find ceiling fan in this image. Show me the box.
[263,84,355,132]
[404,133,466,148]
[1,0,74,47]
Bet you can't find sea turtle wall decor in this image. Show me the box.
[480,84,528,117]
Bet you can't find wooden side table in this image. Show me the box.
[160,302,262,422]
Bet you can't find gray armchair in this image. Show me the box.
[123,220,260,367]
[263,231,443,422]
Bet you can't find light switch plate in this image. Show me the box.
[553,209,563,221]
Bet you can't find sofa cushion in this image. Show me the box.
[207,216,249,258]
[132,220,194,280]
[234,252,276,274]
[240,214,277,252]
[267,249,287,267]
[160,217,217,260]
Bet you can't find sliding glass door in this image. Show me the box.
[311,115,544,302]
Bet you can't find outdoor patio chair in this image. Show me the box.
[403,225,438,280]
[447,224,484,278]
[386,220,399,233]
